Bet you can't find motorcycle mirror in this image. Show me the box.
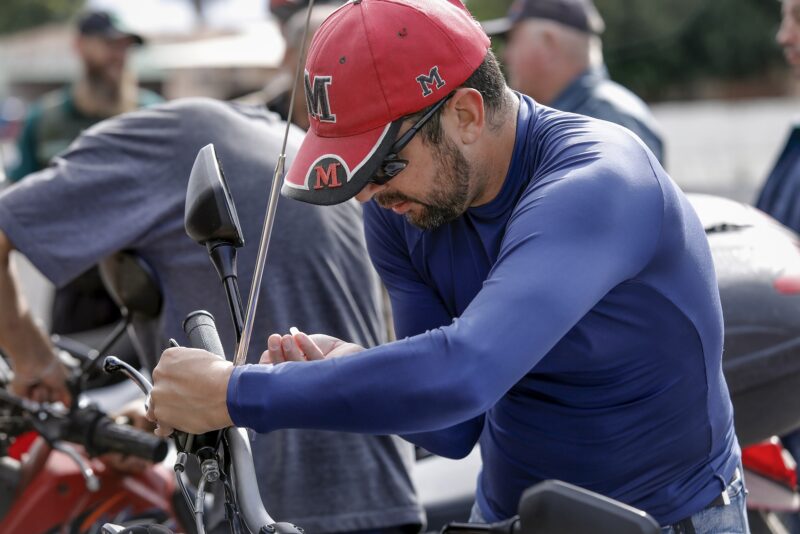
[185,144,244,248]
[185,143,246,340]
[98,252,162,319]
[518,480,660,534]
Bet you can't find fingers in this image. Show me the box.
[263,334,284,364]
[154,423,174,438]
[101,452,150,474]
[294,331,324,360]
[261,329,325,364]
[281,334,305,361]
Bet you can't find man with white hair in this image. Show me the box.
[483,0,665,163]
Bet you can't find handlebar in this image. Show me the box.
[0,388,167,463]
[67,408,168,463]
[183,311,226,358]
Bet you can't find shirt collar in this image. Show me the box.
[550,64,609,111]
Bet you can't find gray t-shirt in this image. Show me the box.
[0,98,423,533]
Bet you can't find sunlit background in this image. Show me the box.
[0,0,796,202]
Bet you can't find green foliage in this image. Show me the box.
[0,0,85,35]
[467,0,784,100]
[598,0,784,99]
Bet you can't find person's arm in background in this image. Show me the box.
[0,230,69,402]
[8,106,42,183]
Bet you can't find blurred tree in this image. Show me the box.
[0,0,85,35]
[598,0,784,100]
[467,0,784,101]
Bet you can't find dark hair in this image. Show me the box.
[410,50,508,145]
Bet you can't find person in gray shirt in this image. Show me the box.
[483,0,665,164]
[0,97,424,534]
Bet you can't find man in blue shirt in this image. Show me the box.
[148,1,745,531]
[756,0,800,231]
[483,0,665,164]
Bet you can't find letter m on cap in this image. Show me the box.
[313,162,343,190]
[305,71,336,123]
[416,66,446,97]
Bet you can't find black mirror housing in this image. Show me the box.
[518,480,660,534]
[185,144,245,248]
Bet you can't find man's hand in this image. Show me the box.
[261,329,365,364]
[11,354,71,405]
[101,398,155,474]
[147,348,234,437]
[0,230,71,405]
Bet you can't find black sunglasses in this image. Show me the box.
[370,92,455,185]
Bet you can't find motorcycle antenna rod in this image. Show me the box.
[234,0,317,367]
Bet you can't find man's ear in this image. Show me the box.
[448,88,485,145]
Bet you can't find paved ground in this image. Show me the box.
[653,96,798,204]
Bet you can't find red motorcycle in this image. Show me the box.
[0,251,193,534]
[0,377,190,533]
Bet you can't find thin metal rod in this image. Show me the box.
[234,0,317,367]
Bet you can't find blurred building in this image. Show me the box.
[0,19,285,102]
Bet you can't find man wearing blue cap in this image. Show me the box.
[483,0,665,164]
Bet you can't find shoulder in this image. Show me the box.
[136,88,165,107]
[519,112,664,229]
[531,105,656,177]
[22,88,69,127]
[582,79,661,133]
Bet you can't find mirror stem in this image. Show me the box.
[207,242,245,341]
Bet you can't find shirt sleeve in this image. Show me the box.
[0,105,179,287]
[227,162,663,439]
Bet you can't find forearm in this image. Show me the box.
[228,330,501,435]
[0,244,55,372]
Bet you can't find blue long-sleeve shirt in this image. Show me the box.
[756,123,800,231]
[228,94,739,526]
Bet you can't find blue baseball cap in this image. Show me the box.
[77,10,144,45]
[482,0,605,36]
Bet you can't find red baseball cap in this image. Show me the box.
[281,0,490,205]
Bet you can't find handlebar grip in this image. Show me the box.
[183,310,225,358]
[90,418,168,463]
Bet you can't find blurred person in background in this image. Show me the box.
[756,3,800,531]
[483,0,665,164]
[755,0,800,228]
[240,1,343,129]
[7,10,163,338]
[9,10,162,182]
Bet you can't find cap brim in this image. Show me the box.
[87,28,144,45]
[481,17,513,36]
[282,121,401,206]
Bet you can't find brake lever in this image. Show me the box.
[17,395,101,493]
[51,440,100,492]
[102,356,153,411]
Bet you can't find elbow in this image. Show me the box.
[435,440,476,460]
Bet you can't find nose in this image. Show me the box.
[355,183,383,203]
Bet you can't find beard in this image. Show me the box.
[375,135,472,231]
